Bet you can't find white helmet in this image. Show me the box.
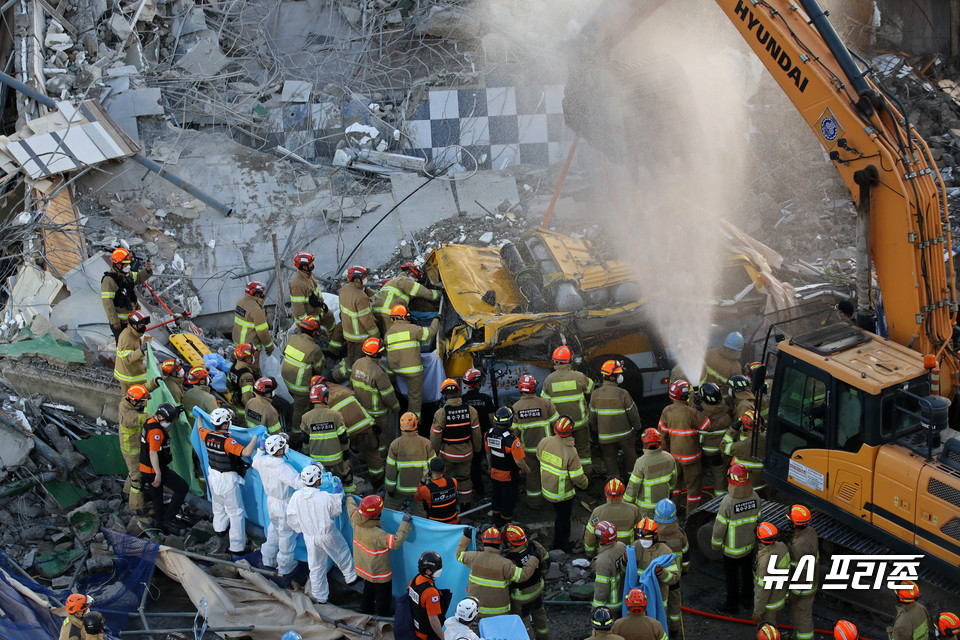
[300,464,323,485]
[265,434,288,456]
[455,597,479,623]
[210,407,233,427]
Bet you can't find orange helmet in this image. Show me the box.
[728,462,750,486]
[554,415,574,437]
[245,280,266,296]
[310,375,327,387]
[125,384,148,404]
[741,409,758,431]
[111,247,132,266]
[743,361,763,378]
[441,378,461,395]
[624,588,647,614]
[605,477,626,500]
[298,315,320,332]
[463,368,483,386]
[362,337,383,357]
[390,304,409,319]
[758,623,780,640]
[234,343,254,361]
[668,379,690,402]
[518,374,537,394]
[896,580,920,603]
[789,504,812,527]
[641,427,662,449]
[636,517,657,538]
[400,262,422,280]
[600,359,624,377]
[552,346,572,364]
[310,384,329,404]
[595,520,617,546]
[504,524,527,547]
[161,358,184,377]
[185,367,209,385]
[294,251,314,269]
[937,613,960,638]
[400,412,419,431]
[358,494,384,518]
[347,265,368,281]
[756,522,778,544]
[66,593,92,615]
[480,526,502,546]
[254,377,276,395]
[834,620,858,640]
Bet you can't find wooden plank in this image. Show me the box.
[36,176,87,277]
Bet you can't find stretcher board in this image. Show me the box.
[169,332,234,404]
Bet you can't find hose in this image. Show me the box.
[678,605,875,640]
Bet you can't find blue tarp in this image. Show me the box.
[622,545,673,628]
[189,409,474,615]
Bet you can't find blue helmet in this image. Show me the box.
[281,633,303,640]
[654,498,677,524]
[723,331,744,351]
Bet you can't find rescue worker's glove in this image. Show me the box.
[752,613,763,625]
[654,565,663,576]
[402,513,412,523]
[308,293,324,309]
[258,436,267,450]
[463,527,472,538]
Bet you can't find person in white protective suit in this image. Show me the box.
[286,463,358,603]
[444,597,484,640]
[251,433,300,574]
[198,407,259,553]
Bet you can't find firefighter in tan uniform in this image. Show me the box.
[233,280,274,368]
[591,521,627,609]
[503,524,549,640]
[659,379,709,516]
[722,410,766,492]
[59,593,93,640]
[430,378,481,505]
[654,499,689,637]
[697,382,731,497]
[513,375,559,509]
[281,315,325,429]
[384,304,439,418]
[541,345,595,474]
[786,504,818,640]
[371,262,440,334]
[385,412,434,517]
[182,367,218,424]
[290,252,334,330]
[339,264,379,367]
[712,463,762,613]
[456,526,541,619]
[537,415,588,550]
[351,338,397,481]
[888,582,930,640]
[118,385,148,511]
[589,360,641,479]
[752,522,791,624]
[226,345,258,424]
[625,429,677,518]
[633,518,680,613]
[347,494,412,616]
[244,377,282,434]
[114,311,151,392]
[300,383,355,493]
[613,589,669,640]
[590,608,625,640]
[699,332,743,396]
[322,374,382,481]
[584,478,640,555]
[101,247,152,341]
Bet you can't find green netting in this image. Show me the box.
[0,333,86,363]
[74,435,128,475]
[146,344,202,495]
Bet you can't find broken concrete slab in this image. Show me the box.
[390,174,458,227]
[104,88,164,144]
[176,31,229,76]
[452,170,520,218]
[280,81,312,103]
[0,422,34,477]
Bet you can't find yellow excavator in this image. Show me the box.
[564,0,960,581]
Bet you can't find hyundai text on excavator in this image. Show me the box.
[563,0,960,582]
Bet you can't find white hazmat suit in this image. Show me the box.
[207,468,246,552]
[251,450,300,574]
[444,619,483,640]
[286,485,357,602]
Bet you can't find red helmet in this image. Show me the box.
[66,593,93,615]
[125,384,148,404]
[480,527,502,546]
[834,621,858,640]
[624,588,647,614]
[185,367,209,385]
[254,377,277,395]
[390,304,409,319]
[111,247,132,266]
[463,368,483,386]
[937,613,960,638]
[245,280,266,296]
[896,581,920,603]
[234,343,254,361]
[310,384,329,404]
[758,623,781,640]
[756,522,778,544]
[641,428,662,449]
[504,524,527,547]
[743,361,763,378]
[636,517,657,538]
[298,315,320,332]
[441,378,461,395]
[668,379,690,402]
[789,504,812,527]
[358,494,384,518]
[362,337,383,357]
[400,262,422,280]
[552,346,572,364]
[741,409,758,431]
[129,310,150,326]
[310,375,327,388]
[605,477,626,500]
[554,415,574,437]
[161,358,184,377]
[728,462,750,486]
[294,251,314,269]
[595,520,617,546]
[347,265,368,281]
[518,374,537,394]
[600,359,624,377]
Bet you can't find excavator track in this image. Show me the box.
[685,495,960,592]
